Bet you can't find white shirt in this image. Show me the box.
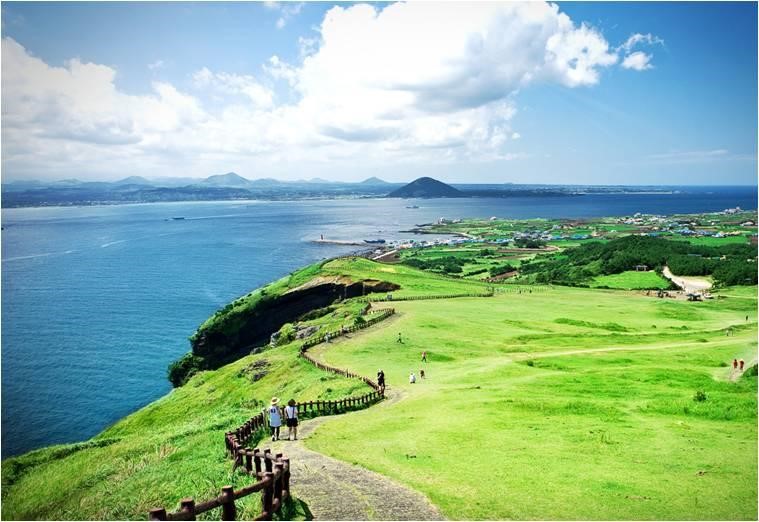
[285,405,297,419]
[268,405,282,427]
[409,373,416,383]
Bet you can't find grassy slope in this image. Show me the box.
[1,342,368,520]
[591,270,671,290]
[1,259,487,520]
[307,286,758,520]
[4,256,756,520]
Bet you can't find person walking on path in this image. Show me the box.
[377,369,385,393]
[421,351,427,363]
[733,359,738,370]
[409,372,416,384]
[397,332,403,344]
[285,399,299,441]
[420,368,425,379]
[267,397,282,441]
[739,359,745,371]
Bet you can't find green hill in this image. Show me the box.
[3,257,756,520]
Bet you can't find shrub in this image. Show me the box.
[167,353,205,387]
[693,390,708,402]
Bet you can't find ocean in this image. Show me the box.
[2,187,756,457]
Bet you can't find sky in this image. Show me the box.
[1,1,757,185]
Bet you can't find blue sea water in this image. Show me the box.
[2,187,757,457]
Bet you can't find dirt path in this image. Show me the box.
[268,388,442,520]
[662,266,712,293]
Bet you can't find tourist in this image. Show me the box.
[325,333,330,343]
[267,397,282,441]
[421,350,427,363]
[409,372,416,384]
[733,359,738,369]
[739,359,745,371]
[377,369,385,392]
[420,368,425,379]
[284,399,298,441]
[397,332,403,343]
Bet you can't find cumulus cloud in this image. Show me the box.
[1,2,656,179]
[620,33,664,53]
[621,51,653,71]
[192,67,274,108]
[618,32,663,71]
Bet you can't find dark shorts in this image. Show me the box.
[286,418,298,428]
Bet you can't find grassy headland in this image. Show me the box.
[3,211,756,520]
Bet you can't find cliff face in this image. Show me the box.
[169,276,398,386]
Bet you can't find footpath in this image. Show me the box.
[268,389,442,521]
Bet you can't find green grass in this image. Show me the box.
[683,236,752,247]
[3,255,756,521]
[591,270,672,290]
[306,286,758,520]
[1,342,369,520]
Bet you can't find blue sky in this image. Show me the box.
[1,1,756,185]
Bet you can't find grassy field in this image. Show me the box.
[591,270,672,290]
[307,286,758,520]
[3,257,756,520]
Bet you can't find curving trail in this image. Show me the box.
[268,388,442,521]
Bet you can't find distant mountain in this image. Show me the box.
[387,177,464,198]
[249,178,284,187]
[198,172,252,188]
[114,176,153,186]
[360,176,390,185]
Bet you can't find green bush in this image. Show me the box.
[167,353,205,387]
[693,390,708,402]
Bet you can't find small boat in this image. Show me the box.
[364,239,386,244]
[406,205,420,209]
[171,217,186,220]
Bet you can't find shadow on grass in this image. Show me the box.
[275,496,313,521]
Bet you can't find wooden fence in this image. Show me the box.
[149,449,290,521]
[148,307,394,520]
[300,308,395,350]
[360,291,494,303]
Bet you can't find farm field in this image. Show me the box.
[590,270,672,290]
[306,286,758,520]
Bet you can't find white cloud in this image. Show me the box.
[1,2,656,180]
[266,2,303,29]
[621,51,653,71]
[147,60,164,71]
[192,67,274,108]
[618,32,663,72]
[620,33,664,53]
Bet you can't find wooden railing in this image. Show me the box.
[149,449,289,521]
[360,290,494,303]
[148,307,394,520]
[300,308,395,350]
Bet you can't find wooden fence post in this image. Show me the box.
[221,485,237,521]
[262,472,274,520]
[180,498,196,521]
[264,449,273,472]
[253,448,262,477]
[273,462,284,508]
[148,508,167,520]
[245,448,253,473]
[282,457,291,495]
